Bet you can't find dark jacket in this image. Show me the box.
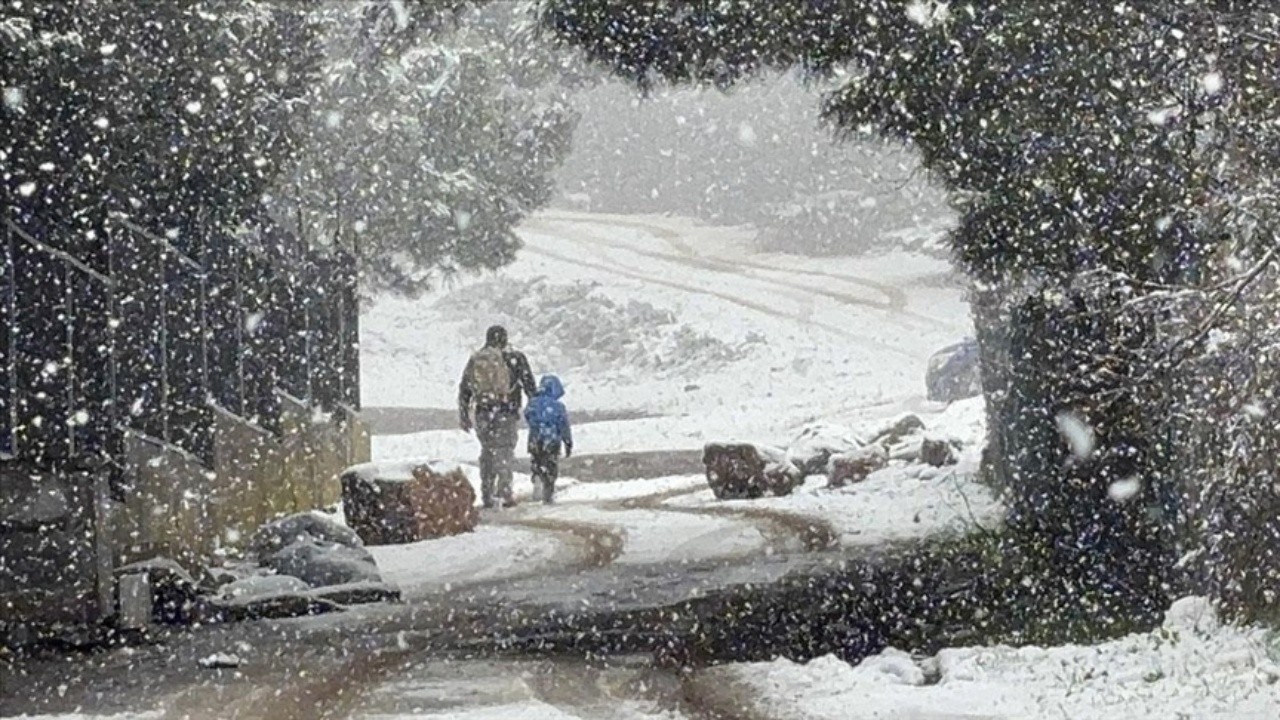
[458,345,537,422]
[524,375,573,452]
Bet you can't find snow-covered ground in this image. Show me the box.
[667,397,1001,546]
[350,658,688,720]
[706,598,1280,719]
[357,210,990,604]
[368,525,564,599]
[362,211,970,454]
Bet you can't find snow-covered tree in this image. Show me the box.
[1,0,318,244]
[269,2,577,295]
[538,0,1280,619]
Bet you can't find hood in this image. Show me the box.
[537,374,564,400]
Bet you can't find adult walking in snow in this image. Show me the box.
[458,325,537,508]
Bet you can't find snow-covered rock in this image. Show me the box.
[217,574,310,601]
[340,461,478,545]
[919,436,959,467]
[867,413,927,448]
[787,422,865,476]
[263,539,381,588]
[827,445,889,488]
[247,511,363,562]
[704,442,802,500]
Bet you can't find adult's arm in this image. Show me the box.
[457,355,475,430]
[512,351,538,400]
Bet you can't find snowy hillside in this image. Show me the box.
[361,211,971,454]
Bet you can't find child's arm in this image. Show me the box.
[558,402,573,456]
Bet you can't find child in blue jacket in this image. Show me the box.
[524,374,573,503]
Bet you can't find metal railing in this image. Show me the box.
[1,212,360,476]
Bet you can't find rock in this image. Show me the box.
[757,445,805,497]
[704,443,768,500]
[703,443,803,499]
[920,437,960,467]
[926,338,982,403]
[888,437,924,462]
[787,422,864,476]
[869,414,927,448]
[264,539,381,588]
[828,445,889,488]
[116,557,202,625]
[218,574,311,602]
[308,581,401,606]
[404,464,480,538]
[248,512,363,562]
[341,462,478,545]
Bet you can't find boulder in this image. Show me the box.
[341,462,479,545]
[404,464,480,538]
[926,338,982,403]
[704,443,768,500]
[787,422,865,476]
[828,445,889,488]
[263,539,381,588]
[248,512,363,562]
[703,443,803,500]
[757,445,806,497]
[920,437,960,467]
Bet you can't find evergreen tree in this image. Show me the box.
[1,0,319,247]
[271,1,577,296]
[538,0,1280,620]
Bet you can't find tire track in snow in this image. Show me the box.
[521,242,917,360]
[499,515,626,569]
[529,216,896,312]
[613,485,840,555]
[534,213,946,328]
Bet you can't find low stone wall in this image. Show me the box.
[115,399,369,568]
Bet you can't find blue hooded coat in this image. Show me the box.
[524,375,572,452]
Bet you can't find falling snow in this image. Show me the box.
[4,3,1280,719]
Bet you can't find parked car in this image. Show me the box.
[926,338,982,402]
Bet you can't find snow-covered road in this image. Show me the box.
[358,210,990,604]
[10,213,1274,720]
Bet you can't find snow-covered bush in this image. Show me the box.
[437,277,752,376]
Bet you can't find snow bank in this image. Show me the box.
[720,597,1280,719]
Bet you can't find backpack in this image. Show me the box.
[469,347,511,402]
